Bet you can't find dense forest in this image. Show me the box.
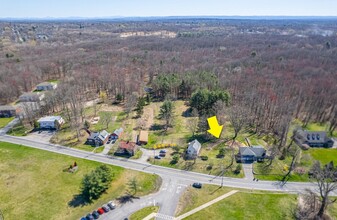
[0,18,336,151]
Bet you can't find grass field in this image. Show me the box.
[129,206,159,220]
[0,142,160,220]
[176,185,337,220]
[0,117,14,128]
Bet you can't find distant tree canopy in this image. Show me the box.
[190,89,230,115]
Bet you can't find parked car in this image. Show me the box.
[159,153,166,157]
[97,208,105,215]
[85,214,94,220]
[192,182,202,188]
[107,201,116,210]
[154,155,161,159]
[102,205,110,213]
[92,211,100,219]
[81,217,87,220]
[159,150,166,153]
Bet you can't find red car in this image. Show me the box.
[97,208,105,215]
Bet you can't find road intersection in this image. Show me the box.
[0,134,323,219]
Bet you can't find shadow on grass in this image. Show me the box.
[116,194,140,205]
[68,194,90,208]
[150,124,166,131]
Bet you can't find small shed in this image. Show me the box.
[138,130,148,145]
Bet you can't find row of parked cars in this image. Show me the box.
[81,201,116,220]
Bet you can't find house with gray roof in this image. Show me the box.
[237,146,266,163]
[36,82,57,91]
[295,130,334,148]
[38,116,64,129]
[0,105,16,117]
[86,130,110,146]
[186,139,201,159]
[19,92,45,102]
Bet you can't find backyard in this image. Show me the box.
[0,142,161,220]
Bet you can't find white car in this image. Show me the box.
[107,201,116,210]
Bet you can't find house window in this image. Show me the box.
[316,134,320,140]
[312,134,315,140]
[307,134,310,140]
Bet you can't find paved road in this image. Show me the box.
[0,134,330,219]
[0,135,317,193]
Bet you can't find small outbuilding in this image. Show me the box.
[37,116,64,129]
[138,130,148,145]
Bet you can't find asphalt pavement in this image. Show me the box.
[0,134,329,220]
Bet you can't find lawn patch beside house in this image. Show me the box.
[0,117,14,128]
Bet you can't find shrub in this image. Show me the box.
[233,164,241,174]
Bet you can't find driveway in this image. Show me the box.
[242,163,254,180]
[23,130,56,142]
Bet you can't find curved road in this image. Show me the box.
[0,134,324,219]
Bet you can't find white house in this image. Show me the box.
[38,116,64,129]
[36,82,57,91]
[19,92,45,102]
[186,139,201,159]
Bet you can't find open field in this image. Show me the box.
[176,185,337,220]
[129,206,159,220]
[0,117,14,128]
[0,142,160,220]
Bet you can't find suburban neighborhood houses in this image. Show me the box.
[1,12,337,220]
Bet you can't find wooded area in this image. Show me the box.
[0,19,336,150]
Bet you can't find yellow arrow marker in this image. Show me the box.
[207,116,223,138]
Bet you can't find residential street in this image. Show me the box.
[0,134,329,219]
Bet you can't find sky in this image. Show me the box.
[1,0,337,18]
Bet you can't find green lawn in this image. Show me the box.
[0,117,14,128]
[307,148,337,164]
[183,192,296,220]
[0,142,161,220]
[7,122,30,136]
[129,206,159,220]
[177,185,337,220]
